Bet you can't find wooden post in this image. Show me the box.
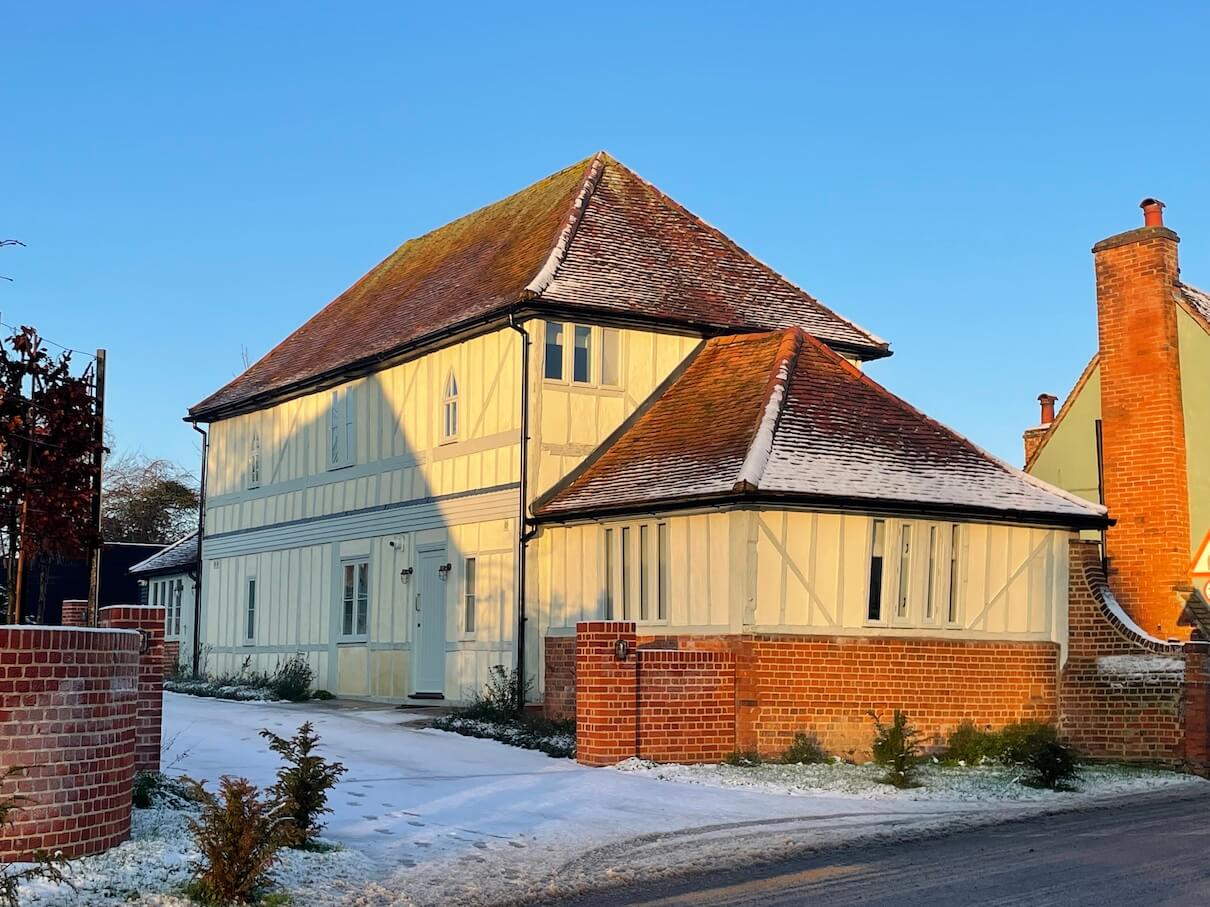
[11,339,37,624]
[85,349,106,626]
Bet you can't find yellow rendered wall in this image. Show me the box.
[1179,306,1210,555]
[1027,364,1102,507]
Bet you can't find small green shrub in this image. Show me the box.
[723,750,763,767]
[269,654,314,703]
[132,771,200,809]
[463,665,530,721]
[942,721,1003,765]
[311,689,335,701]
[259,722,347,847]
[870,710,921,788]
[999,722,1080,789]
[779,732,827,765]
[185,775,289,904]
[432,713,575,758]
[1,767,71,907]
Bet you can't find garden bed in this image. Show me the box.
[429,713,575,758]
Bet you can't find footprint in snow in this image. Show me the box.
[398,858,417,868]
[507,841,525,849]
[363,815,378,820]
[415,841,431,848]
[373,828,394,835]
[408,821,424,827]
[348,791,366,798]
[473,842,488,850]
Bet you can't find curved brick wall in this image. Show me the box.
[0,626,140,861]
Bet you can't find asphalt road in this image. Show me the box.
[560,788,1210,906]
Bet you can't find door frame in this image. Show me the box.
[411,544,448,697]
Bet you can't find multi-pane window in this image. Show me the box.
[604,521,670,623]
[600,328,621,387]
[248,431,261,488]
[244,578,257,644]
[544,321,622,386]
[544,322,565,380]
[573,325,593,383]
[340,560,369,640]
[172,579,183,637]
[948,524,962,624]
[442,370,459,442]
[868,519,965,627]
[896,525,912,619]
[328,386,355,470]
[157,577,185,639]
[867,520,886,621]
[463,557,477,634]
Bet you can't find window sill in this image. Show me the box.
[337,638,369,646]
[326,462,355,472]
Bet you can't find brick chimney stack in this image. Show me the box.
[1023,394,1058,466]
[1092,198,1191,638]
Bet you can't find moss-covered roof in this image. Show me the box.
[191,153,888,419]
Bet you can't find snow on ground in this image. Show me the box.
[19,694,1209,906]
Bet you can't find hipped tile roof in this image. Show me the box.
[533,328,1108,529]
[190,153,888,420]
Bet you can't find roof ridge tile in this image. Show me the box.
[524,152,607,298]
[734,328,802,492]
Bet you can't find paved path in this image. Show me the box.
[560,788,1210,906]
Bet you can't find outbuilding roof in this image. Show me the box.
[533,328,1108,529]
[128,531,199,578]
[190,152,888,420]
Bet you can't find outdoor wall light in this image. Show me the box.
[614,638,630,662]
[438,563,452,581]
[399,567,413,585]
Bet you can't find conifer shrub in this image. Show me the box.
[132,770,200,809]
[268,653,315,702]
[1,767,71,907]
[999,722,1080,789]
[942,720,1003,765]
[185,776,289,904]
[259,722,347,847]
[723,750,763,767]
[779,731,828,765]
[870,710,922,788]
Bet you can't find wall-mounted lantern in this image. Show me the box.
[399,567,414,585]
[438,563,452,582]
[614,638,630,662]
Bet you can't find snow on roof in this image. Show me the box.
[129,531,199,577]
[534,328,1108,529]
[190,153,889,420]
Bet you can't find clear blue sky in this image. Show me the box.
[4,2,1208,475]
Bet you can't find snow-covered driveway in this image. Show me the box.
[162,694,1205,905]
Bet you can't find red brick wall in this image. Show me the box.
[543,635,576,721]
[739,634,1057,759]
[1093,224,1192,639]
[163,640,181,679]
[637,648,736,764]
[1060,540,1188,763]
[60,599,87,627]
[575,622,637,766]
[99,605,165,774]
[0,626,140,861]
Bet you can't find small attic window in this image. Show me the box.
[544,322,564,381]
[442,369,459,442]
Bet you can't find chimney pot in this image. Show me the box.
[1038,393,1057,426]
[1140,197,1166,227]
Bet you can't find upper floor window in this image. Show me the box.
[544,322,565,380]
[328,386,355,470]
[442,370,459,443]
[463,556,477,634]
[248,431,261,488]
[543,321,622,387]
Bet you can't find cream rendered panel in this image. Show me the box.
[1027,365,1102,506]
[203,328,521,535]
[530,324,700,501]
[751,511,1071,645]
[1179,306,1210,555]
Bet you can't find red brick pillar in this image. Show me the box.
[1183,639,1210,774]
[61,599,88,627]
[99,605,165,773]
[575,621,637,766]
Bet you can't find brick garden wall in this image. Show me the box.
[1059,540,1189,763]
[0,626,140,861]
[543,635,576,721]
[636,648,736,764]
[98,605,165,774]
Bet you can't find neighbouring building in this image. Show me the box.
[129,531,199,676]
[1024,200,1209,641]
[186,152,1105,756]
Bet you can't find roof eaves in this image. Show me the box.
[523,152,607,299]
[733,328,801,492]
